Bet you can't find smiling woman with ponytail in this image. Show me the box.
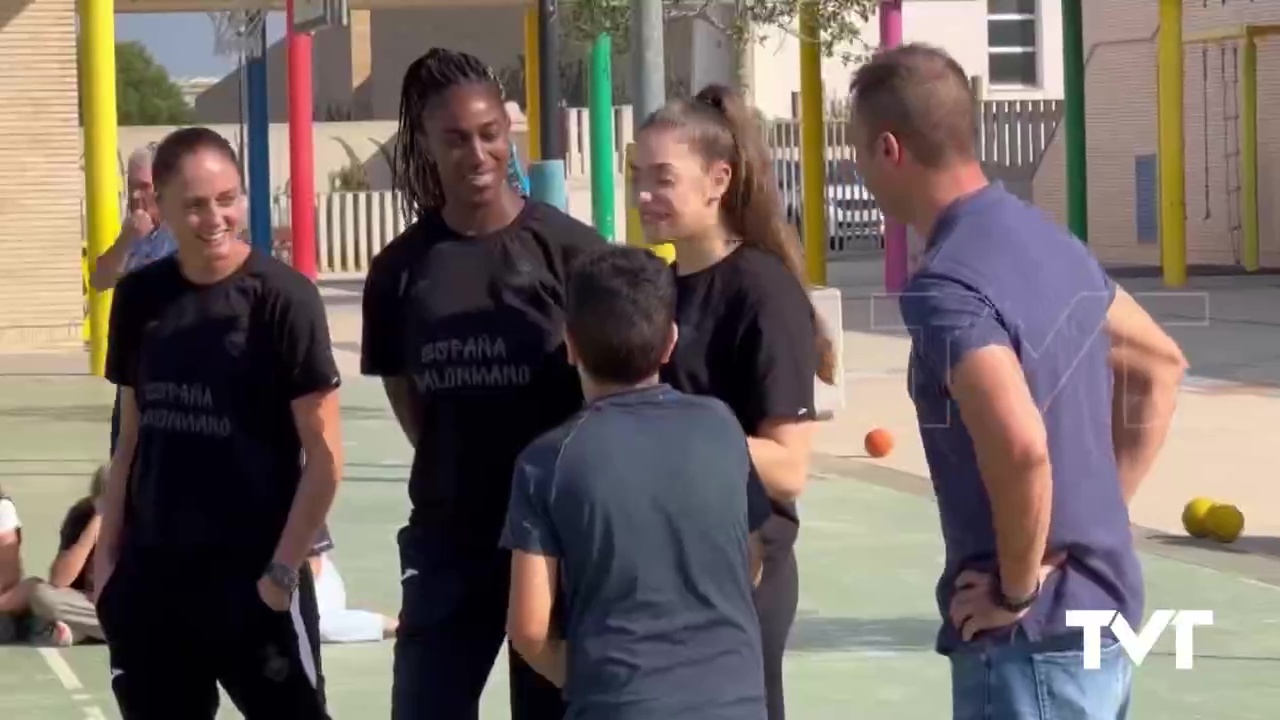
[632,83,835,720]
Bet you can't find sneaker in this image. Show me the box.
[32,620,73,647]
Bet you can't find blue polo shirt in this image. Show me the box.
[122,226,177,274]
[899,183,1143,655]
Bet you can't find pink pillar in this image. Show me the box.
[286,0,317,280]
[879,0,908,293]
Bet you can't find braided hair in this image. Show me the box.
[393,48,513,223]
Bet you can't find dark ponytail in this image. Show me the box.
[393,48,510,223]
[640,84,837,385]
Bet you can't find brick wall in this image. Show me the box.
[1034,0,1280,269]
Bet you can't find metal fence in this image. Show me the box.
[82,100,1064,278]
[762,96,1065,256]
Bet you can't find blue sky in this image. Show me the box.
[117,12,288,78]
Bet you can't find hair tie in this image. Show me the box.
[696,92,727,115]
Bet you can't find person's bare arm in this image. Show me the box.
[949,346,1053,602]
[1106,287,1187,502]
[49,515,101,588]
[94,388,138,600]
[381,377,419,448]
[90,211,152,291]
[0,528,21,591]
[507,550,566,687]
[307,555,324,581]
[272,390,343,574]
[89,231,133,291]
[747,421,816,502]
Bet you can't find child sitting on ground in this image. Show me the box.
[502,247,771,718]
[0,486,37,642]
[28,465,110,646]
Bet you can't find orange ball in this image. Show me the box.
[864,428,894,458]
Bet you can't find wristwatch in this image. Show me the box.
[991,578,1040,613]
[264,561,300,594]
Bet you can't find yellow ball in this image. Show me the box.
[1182,498,1217,538]
[1205,504,1244,543]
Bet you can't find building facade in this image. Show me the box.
[749,0,1064,118]
[0,0,84,346]
[1033,0,1280,269]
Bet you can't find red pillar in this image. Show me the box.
[286,0,317,280]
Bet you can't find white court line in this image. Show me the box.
[1239,576,1280,592]
[37,647,109,718]
[38,648,82,690]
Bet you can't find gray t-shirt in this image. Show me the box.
[502,384,770,720]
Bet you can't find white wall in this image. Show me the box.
[689,3,737,91]
[748,0,1064,118]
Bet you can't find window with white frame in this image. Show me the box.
[987,0,1038,87]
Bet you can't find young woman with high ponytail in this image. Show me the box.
[633,83,836,720]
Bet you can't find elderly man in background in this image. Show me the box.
[89,143,177,293]
[90,143,178,455]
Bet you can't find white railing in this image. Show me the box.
[271,191,409,278]
[82,100,1062,280]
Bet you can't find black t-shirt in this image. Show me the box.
[105,251,341,560]
[58,498,96,592]
[661,246,818,557]
[360,201,604,547]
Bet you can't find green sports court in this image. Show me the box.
[2,371,1279,719]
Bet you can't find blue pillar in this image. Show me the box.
[246,16,272,253]
[528,160,568,212]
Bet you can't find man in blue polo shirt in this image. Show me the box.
[850,44,1188,718]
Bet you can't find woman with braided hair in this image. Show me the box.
[360,48,605,720]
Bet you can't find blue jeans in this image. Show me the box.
[950,631,1133,720]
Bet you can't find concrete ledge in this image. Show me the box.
[811,286,844,418]
[0,323,82,352]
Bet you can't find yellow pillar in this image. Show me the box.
[1241,35,1259,272]
[80,0,120,376]
[1156,0,1185,287]
[524,6,542,161]
[799,1,826,286]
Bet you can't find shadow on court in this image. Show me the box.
[1146,533,1280,562]
[789,614,938,653]
[343,475,409,484]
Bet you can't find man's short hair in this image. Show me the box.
[849,43,977,168]
[566,247,675,386]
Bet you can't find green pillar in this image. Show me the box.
[589,33,616,241]
[1063,0,1087,242]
